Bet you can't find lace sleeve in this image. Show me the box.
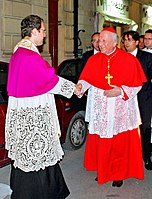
[48,76,75,98]
[76,80,91,98]
[121,85,141,100]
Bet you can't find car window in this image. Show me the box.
[57,59,83,83]
[59,62,76,76]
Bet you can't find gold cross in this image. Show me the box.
[105,72,113,84]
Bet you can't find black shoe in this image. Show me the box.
[112,180,123,187]
[145,160,152,170]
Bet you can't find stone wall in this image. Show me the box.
[78,0,96,55]
[58,0,74,63]
[0,0,150,65]
[0,0,49,62]
[58,0,96,64]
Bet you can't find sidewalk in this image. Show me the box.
[0,164,11,199]
[1,145,152,199]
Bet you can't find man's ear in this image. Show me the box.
[113,41,117,47]
[136,40,139,46]
[31,28,38,36]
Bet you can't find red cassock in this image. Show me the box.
[79,47,147,184]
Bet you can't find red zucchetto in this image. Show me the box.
[102,27,116,33]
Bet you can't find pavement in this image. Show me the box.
[1,144,152,199]
[0,166,11,199]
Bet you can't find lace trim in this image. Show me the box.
[60,79,75,97]
[86,86,141,138]
[13,39,39,54]
[5,103,64,172]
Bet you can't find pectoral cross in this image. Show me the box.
[105,51,117,85]
[105,72,113,85]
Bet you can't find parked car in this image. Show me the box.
[0,58,87,167]
[0,61,10,167]
[56,58,87,150]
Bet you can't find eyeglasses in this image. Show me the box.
[144,38,152,41]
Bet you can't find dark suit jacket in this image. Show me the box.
[136,49,152,130]
[136,49,152,100]
[82,50,94,67]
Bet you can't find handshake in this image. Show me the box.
[74,83,83,97]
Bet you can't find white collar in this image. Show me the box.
[106,48,116,55]
[94,49,99,54]
[130,48,138,57]
[142,48,152,53]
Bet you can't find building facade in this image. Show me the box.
[0,0,152,66]
[0,0,50,63]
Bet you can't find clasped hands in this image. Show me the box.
[103,85,121,97]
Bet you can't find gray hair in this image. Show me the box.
[111,33,118,44]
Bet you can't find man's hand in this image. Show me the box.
[103,85,121,97]
[74,83,82,96]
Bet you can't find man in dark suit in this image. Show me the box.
[123,30,152,170]
[82,32,100,66]
[143,29,152,53]
[138,35,145,50]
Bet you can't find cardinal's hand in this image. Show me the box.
[104,85,121,97]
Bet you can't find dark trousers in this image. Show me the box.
[138,96,152,163]
[140,126,152,162]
